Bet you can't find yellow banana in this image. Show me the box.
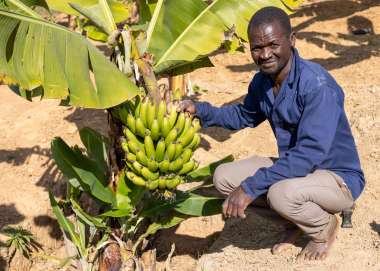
[164,128,178,147]
[135,117,146,138]
[144,134,155,159]
[158,177,166,189]
[126,152,136,162]
[166,176,182,189]
[178,160,196,175]
[169,156,183,172]
[161,116,171,137]
[126,171,146,187]
[174,143,183,159]
[150,119,160,141]
[136,150,149,167]
[121,141,129,153]
[155,139,166,162]
[141,166,159,180]
[124,128,144,149]
[132,160,143,175]
[134,95,142,118]
[175,112,186,134]
[181,148,193,163]
[126,113,136,134]
[165,143,176,161]
[146,179,159,190]
[147,158,158,172]
[140,98,149,127]
[127,140,140,155]
[147,99,156,129]
[168,102,178,129]
[159,159,170,173]
[157,100,166,128]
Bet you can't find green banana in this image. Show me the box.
[132,160,143,175]
[158,177,166,189]
[178,160,196,175]
[166,176,182,189]
[146,100,156,129]
[179,115,192,137]
[159,159,170,173]
[165,143,176,161]
[150,119,160,141]
[161,116,171,137]
[174,143,183,159]
[121,141,129,153]
[155,139,166,162]
[140,98,149,127]
[135,118,146,138]
[147,158,158,172]
[146,179,159,190]
[178,126,195,147]
[181,148,193,163]
[124,128,144,149]
[118,107,129,125]
[136,150,149,167]
[126,113,136,134]
[169,157,183,172]
[126,171,146,186]
[175,112,185,134]
[192,118,201,132]
[165,128,178,147]
[127,140,140,155]
[168,103,178,129]
[126,152,136,162]
[189,133,201,150]
[141,167,159,180]
[134,95,142,118]
[157,100,166,128]
[144,134,155,159]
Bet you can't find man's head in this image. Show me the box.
[248,7,295,76]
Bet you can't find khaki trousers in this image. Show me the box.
[213,155,354,242]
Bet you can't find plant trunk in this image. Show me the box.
[169,75,186,97]
[99,243,123,271]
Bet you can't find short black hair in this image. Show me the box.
[248,6,292,37]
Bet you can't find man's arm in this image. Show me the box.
[195,77,266,130]
[241,85,342,200]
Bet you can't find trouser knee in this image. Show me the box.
[267,181,296,217]
[212,164,231,196]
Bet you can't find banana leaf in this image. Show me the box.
[79,127,109,174]
[45,0,131,23]
[187,154,234,181]
[0,9,139,109]
[147,0,302,74]
[49,192,85,254]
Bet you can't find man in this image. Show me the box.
[178,7,365,261]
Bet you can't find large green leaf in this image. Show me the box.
[51,137,114,204]
[147,0,302,74]
[187,154,234,181]
[79,127,109,174]
[0,10,139,109]
[141,191,223,217]
[45,0,131,23]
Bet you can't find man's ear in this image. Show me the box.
[290,31,296,47]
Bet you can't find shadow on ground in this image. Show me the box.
[369,220,380,237]
[292,0,380,70]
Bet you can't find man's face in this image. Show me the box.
[249,22,295,76]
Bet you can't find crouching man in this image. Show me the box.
[178,6,365,261]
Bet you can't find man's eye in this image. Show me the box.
[251,48,261,53]
[271,44,280,49]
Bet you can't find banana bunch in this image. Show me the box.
[115,95,201,191]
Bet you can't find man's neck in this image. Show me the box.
[270,51,294,96]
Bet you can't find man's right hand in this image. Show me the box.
[177,99,196,115]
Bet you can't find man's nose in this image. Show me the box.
[260,47,272,60]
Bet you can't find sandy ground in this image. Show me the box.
[0,0,380,270]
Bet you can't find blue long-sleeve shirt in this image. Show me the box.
[195,49,365,200]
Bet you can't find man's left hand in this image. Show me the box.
[223,186,254,219]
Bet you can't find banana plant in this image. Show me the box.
[0,0,302,269]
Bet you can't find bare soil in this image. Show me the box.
[1,0,380,270]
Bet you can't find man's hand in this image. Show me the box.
[177,99,196,114]
[223,186,254,219]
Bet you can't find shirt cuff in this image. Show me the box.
[194,102,210,127]
[241,180,257,200]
